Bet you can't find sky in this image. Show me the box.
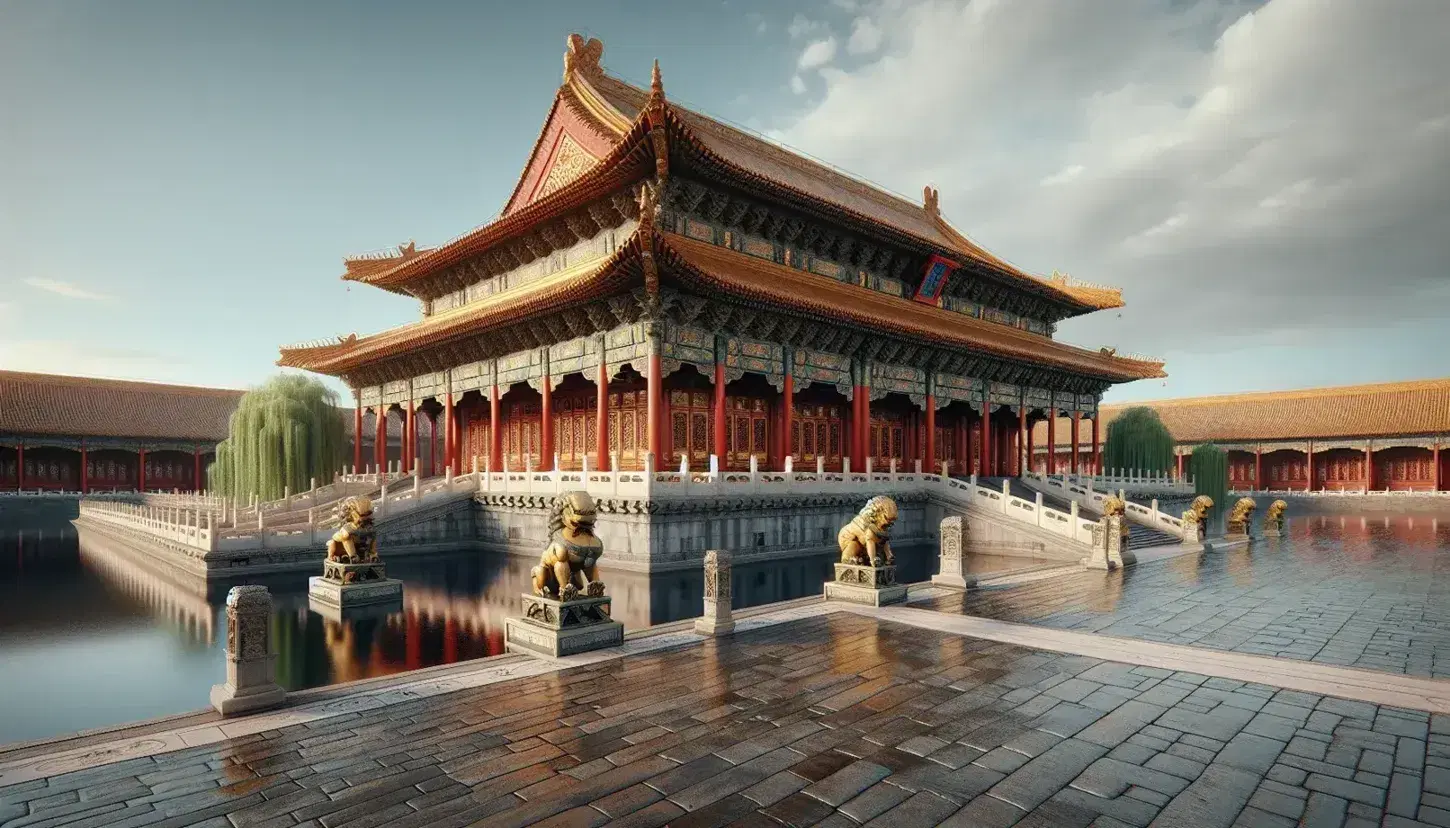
[2,0,1447,405]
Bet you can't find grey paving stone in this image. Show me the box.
[1107,743,1158,766]
[1071,757,1190,799]
[1301,790,1349,827]
[1247,786,1306,820]
[838,781,914,824]
[1265,763,1308,786]
[1144,751,1206,781]
[974,747,1031,774]
[1399,738,1429,772]
[1155,706,1257,742]
[1217,734,1287,774]
[1287,735,1330,761]
[1150,763,1261,828]
[1167,742,1218,764]
[1244,713,1300,742]
[862,789,958,827]
[937,793,1025,828]
[927,743,985,770]
[1306,773,1388,807]
[801,760,892,807]
[1052,785,1158,827]
[988,738,1108,811]
[739,770,809,807]
[1387,771,1422,817]
[1361,750,1395,776]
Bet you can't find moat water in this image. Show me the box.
[1,508,1445,746]
[0,511,1049,746]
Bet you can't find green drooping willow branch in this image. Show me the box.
[1102,406,1175,474]
[1191,443,1229,528]
[208,374,346,501]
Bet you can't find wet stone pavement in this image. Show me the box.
[922,534,1450,678]
[4,613,1450,828]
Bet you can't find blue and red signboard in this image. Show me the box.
[913,254,960,305]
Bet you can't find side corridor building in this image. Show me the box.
[278,35,1164,477]
[1035,378,1450,492]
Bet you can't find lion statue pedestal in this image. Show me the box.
[1181,496,1213,547]
[824,496,908,606]
[505,491,624,659]
[307,496,403,617]
[1083,498,1134,571]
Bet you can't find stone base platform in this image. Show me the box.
[1204,535,1251,552]
[209,660,285,717]
[307,573,404,609]
[929,572,977,589]
[825,563,907,606]
[505,593,624,659]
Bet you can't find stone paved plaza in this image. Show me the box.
[4,610,1450,828]
[924,531,1450,678]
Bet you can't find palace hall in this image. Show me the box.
[0,371,241,493]
[278,36,1165,478]
[1034,378,1450,492]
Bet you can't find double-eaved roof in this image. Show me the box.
[282,34,1162,386]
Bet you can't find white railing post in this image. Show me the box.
[783,456,793,475]
[844,457,852,475]
[611,452,621,497]
[413,473,421,499]
[710,454,720,477]
[818,456,826,476]
[1035,492,1044,527]
[866,457,874,477]
[914,459,922,474]
[1001,479,1011,514]
[748,455,758,485]
[680,455,689,476]
[941,460,948,478]
[890,458,897,481]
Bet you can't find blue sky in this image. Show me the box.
[3,0,1447,405]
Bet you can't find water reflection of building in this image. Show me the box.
[74,528,217,645]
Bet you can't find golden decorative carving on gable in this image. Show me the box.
[537,135,597,200]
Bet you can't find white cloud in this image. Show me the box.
[787,14,825,39]
[0,340,187,383]
[25,278,113,301]
[769,0,1450,367]
[798,37,839,71]
[746,11,767,34]
[1040,164,1084,186]
[790,75,808,95]
[847,17,883,55]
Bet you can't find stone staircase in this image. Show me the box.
[1008,476,1183,549]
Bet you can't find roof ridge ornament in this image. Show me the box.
[645,59,670,183]
[923,186,940,217]
[563,34,605,85]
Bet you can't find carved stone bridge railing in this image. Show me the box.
[1022,472,1186,541]
[78,453,1103,555]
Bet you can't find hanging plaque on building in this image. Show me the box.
[913,254,960,305]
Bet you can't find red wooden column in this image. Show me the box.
[711,363,726,469]
[80,443,88,495]
[924,395,937,473]
[403,402,414,475]
[1177,452,1185,479]
[138,448,146,493]
[452,397,462,474]
[1305,442,1315,491]
[1255,448,1263,492]
[374,406,386,473]
[444,393,454,475]
[954,418,967,476]
[1364,443,1373,491]
[540,378,554,472]
[647,352,663,467]
[1070,412,1081,475]
[860,391,872,469]
[781,373,794,470]
[193,448,201,494]
[1017,407,1027,475]
[1026,415,1035,474]
[982,403,993,476]
[489,385,502,472]
[1434,444,1442,491]
[1046,410,1057,475]
[429,412,439,476]
[14,444,21,491]
[598,361,612,471]
[353,405,363,472]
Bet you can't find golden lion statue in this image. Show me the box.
[1265,499,1288,522]
[1102,497,1131,537]
[533,491,605,601]
[1229,497,1257,524]
[839,496,898,567]
[326,496,377,563]
[1187,495,1214,521]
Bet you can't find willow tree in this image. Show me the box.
[1102,406,1175,475]
[1191,443,1229,530]
[209,374,345,501]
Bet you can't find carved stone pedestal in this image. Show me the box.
[695,550,735,636]
[1083,515,1134,571]
[931,516,977,589]
[505,594,624,659]
[210,585,286,716]
[307,561,403,610]
[825,563,907,606]
[1261,525,1283,538]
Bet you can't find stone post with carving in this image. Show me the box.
[695,550,735,636]
[210,585,285,716]
[931,516,976,589]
